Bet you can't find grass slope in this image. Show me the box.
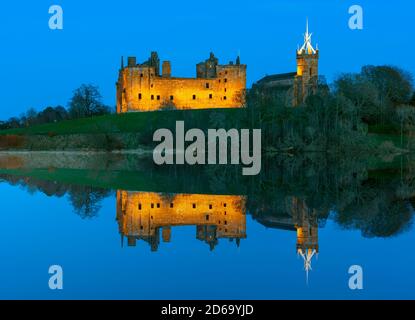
[0,108,244,136]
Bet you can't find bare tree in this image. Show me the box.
[68,84,110,119]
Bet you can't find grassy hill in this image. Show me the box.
[0,107,410,153]
[0,108,245,136]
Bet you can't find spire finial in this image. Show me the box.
[298,18,316,55]
[298,248,316,285]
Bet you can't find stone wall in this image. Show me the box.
[116,55,246,112]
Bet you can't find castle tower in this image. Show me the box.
[294,19,319,105]
[162,61,171,78]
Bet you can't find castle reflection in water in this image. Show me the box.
[116,191,319,276]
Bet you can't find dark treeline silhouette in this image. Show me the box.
[248,65,415,152]
[335,65,414,125]
[248,154,415,238]
[0,84,112,130]
[0,174,112,219]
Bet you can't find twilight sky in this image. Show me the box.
[0,0,412,118]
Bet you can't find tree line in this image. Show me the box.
[248,65,415,152]
[0,84,112,130]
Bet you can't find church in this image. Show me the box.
[253,20,320,106]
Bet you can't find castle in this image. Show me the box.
[116,52,247,112]
[116,20,319,112]
[116,191,247,251]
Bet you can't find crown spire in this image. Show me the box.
[298,248,317,285]
[298,18,317,55]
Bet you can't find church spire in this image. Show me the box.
[298,248,317,285]
[298,18,317,55]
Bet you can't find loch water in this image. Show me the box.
[0,152,414,299]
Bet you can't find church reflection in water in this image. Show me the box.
[116,191,319,276]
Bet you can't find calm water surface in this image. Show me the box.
[0,153,414,299]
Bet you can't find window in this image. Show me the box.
[170,203,174,208]
[151,84,154,88]
[193,94,196,100]
[151,203,154,208]
[206,83,210,89]
[223,96,227,100]
[224,88,227,92]
[224,78,227,83]
[209,94,212,99]
[225,71,228,75]
[224,220,227,225]
[218,79,221,83]
[170,95,174,100]
[140,225,143,230]
[157,203,160,208]
[209,204,212,209]
[138,93,142,100]
[140,73,143,77]
[157,95,160,100]
[138,204,142,210]
[193,203,196,209]
[206,215,209,221]
[224,203,227,207]
[151,95,154,100]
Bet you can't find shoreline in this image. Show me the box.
[0,148,152,155]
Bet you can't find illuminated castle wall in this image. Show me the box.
[290,197,319,254]
[116,52,246,113]
[116,191,247,251]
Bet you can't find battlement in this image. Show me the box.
[116,52,246,113]
[296,49,319,59]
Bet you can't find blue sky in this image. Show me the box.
[0,0,412,118]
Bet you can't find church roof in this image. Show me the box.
[256,72,297,85]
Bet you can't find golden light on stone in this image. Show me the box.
[116,52,246,113]
[116,191,247,250]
